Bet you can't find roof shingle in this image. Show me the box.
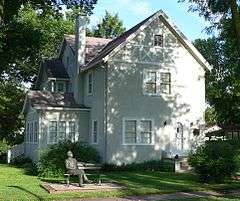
[27,90,88,109]
[45,58,69,79]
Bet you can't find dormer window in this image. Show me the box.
[154,34,163,47]
[57,82,64,92]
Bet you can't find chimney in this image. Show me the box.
[75,14,87,73]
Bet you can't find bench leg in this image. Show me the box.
[79,173,83,187]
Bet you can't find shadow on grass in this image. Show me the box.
[8,185,44,201]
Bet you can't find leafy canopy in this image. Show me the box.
[91,10,126,39]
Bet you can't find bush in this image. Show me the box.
[11,155,38,175]
[0,139,9,155]
[38,141,101,177]
[188,141,239,182]
[102,160,175,172]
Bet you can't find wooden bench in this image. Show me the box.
[64,163,101,187]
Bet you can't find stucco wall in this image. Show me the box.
[106,16,205,165]
[83,67,106,162]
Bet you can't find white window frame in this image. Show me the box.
[47,121,58,145]
[68,121,76,142]
[87,71,93,96]
[33,121,38,143]
[122,118,154,145]
[91,120,98,144]
[143,69,171,96]
[58,121,66,142]
[154,34,164,47]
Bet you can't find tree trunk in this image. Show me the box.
[229,0,240,67]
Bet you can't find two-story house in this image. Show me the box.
[22,10,211,164]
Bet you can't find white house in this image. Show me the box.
[22,10,211,164]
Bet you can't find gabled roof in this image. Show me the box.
[22,90,89,114]
[83,10,212,71]
[45,58,69,79]
[62,35,112,63]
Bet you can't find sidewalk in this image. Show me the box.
[78,190,225,201]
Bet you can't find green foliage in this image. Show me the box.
[91,10,126,39]
[205,107,217,126]
[102,160,175,172]
[189,141,239,182]
[0,5,75,82]
[0,139,9,155]
[0,80,24,145]
[11,155,38,175]
[38,141,101,177]
[1,0,97,23]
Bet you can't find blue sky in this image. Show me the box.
[89,0,210,41]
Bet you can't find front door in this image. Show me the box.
[176,122,184,151]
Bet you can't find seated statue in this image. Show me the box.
[65,150,90,186]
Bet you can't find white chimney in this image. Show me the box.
[75,14,87,73]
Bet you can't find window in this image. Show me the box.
[34,122,38,143]
[26,123,30,142]
[69,121,76,142]
[154,34,163,47]
[143,70,171,95]
[58,121,66,141]
[92,121,98,144]
[123,119,153,145]
[144,71,157,95]
[48,121,57,144]
[140,120,152,144]
[160,73,171,94]
[48,81,56,92]
[124,120,137,144]
[87,72,93,95]
[57,82,64,92]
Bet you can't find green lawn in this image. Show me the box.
[1,164,240,201]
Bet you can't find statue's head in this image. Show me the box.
[67,151,73,158]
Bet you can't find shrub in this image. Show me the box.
[38,141,101,177]
[0,139,9,155]
[102,160,175,172]
[11,155,38,175]
[188,141,239,182]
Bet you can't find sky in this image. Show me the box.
[89,0,211,41]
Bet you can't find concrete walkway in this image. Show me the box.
[78,190,224,201]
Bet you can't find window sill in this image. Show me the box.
[122,143,154,146]
[143,93,172,98]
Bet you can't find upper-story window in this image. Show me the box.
[160,73,171,94]
[154,34,163,47]
[57,82,64,92]
[143,70,171,95]
[87,72,93,95]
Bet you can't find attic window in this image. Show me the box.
[154,34,163,47]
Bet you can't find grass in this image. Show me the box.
[1,164,240,201]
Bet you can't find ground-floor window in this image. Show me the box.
[25,121,38,143]
[123,118,153,145]
[48,121,77,144]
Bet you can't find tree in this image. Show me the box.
[0,5,75,82]
[179,0,240,68]
[0,0,97,23]
[92,11,126,39]
[194,18,240,125]
[0,80,25,145]
[0,5,76,145]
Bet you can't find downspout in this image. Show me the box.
[104,63,108,163]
